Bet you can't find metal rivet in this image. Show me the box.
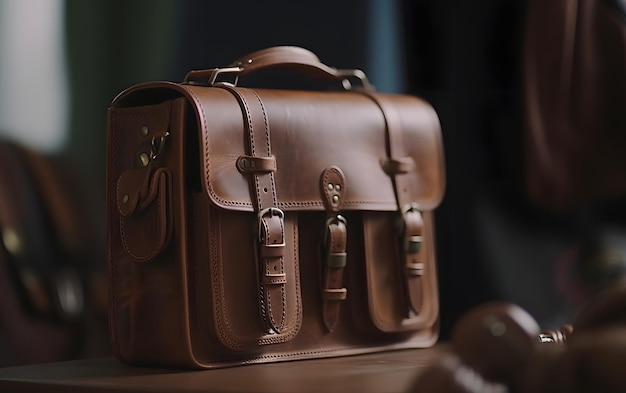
[139,153,150,167]
[140,126,149,137]
[122,194,129,204]
[328,183,334,190]
[2,228,22,256]
[237,158,247,171]
[335,184,341,191]
[332,195,339,203]
[247,58,253,64]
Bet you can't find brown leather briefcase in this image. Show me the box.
[106,46,445,368]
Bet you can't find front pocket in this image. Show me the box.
[362,211,439,333]
[209,208,302,350]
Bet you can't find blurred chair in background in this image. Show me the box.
[0,141,108,366]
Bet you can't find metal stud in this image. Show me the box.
[122,194,129,204]
[139,153,150,167]
[335,184,341,191]
[140,125,149,137]
[328,183,334,190]
[332,195,339,203]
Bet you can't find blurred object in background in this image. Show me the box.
[524,0,626,210]
[0,141,108,366]
[0,0,110,365]
[524,0,626,307]
[410,288,626,393]
[0,0,69,152]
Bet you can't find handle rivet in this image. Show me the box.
[332,195,339,203]
[140,126,149,137]
[122,194,129,204]
[328,183,334,190]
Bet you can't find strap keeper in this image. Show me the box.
[381,157,416,174]
[260,243,286,258]
[322,288,347,301]
[326,252,347,268]
[405,235,423,254]
[236,155,277,173]
[263,273,287,285]
[406,262,424,276]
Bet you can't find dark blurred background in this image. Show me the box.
[1,0,624,365]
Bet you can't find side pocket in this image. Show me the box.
[209,209,302,350]
[117,167,172,262]
[362,211,439,333]
[110,99,177,263]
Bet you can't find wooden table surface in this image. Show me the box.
[0,346,446,393]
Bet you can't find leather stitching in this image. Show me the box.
[182,86,250,209]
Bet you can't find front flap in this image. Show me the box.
[186,86,444,213]
[113,83,445,213]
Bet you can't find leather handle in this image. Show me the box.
[229,46,338,78]
[184,46,372,90]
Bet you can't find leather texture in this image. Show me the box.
[106,46,445,368]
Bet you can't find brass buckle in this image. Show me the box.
[208,67,242,86]
[257,207,285,244]
[183,67,243,87]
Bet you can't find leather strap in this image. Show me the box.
[363,92,424,317]
[185,47,335,83]
[218,86,287,333]
[402,204,425,316]
[320,166,348,332]
[185,46,373,91]
[322,217,348,331]
[236,155,277,174]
